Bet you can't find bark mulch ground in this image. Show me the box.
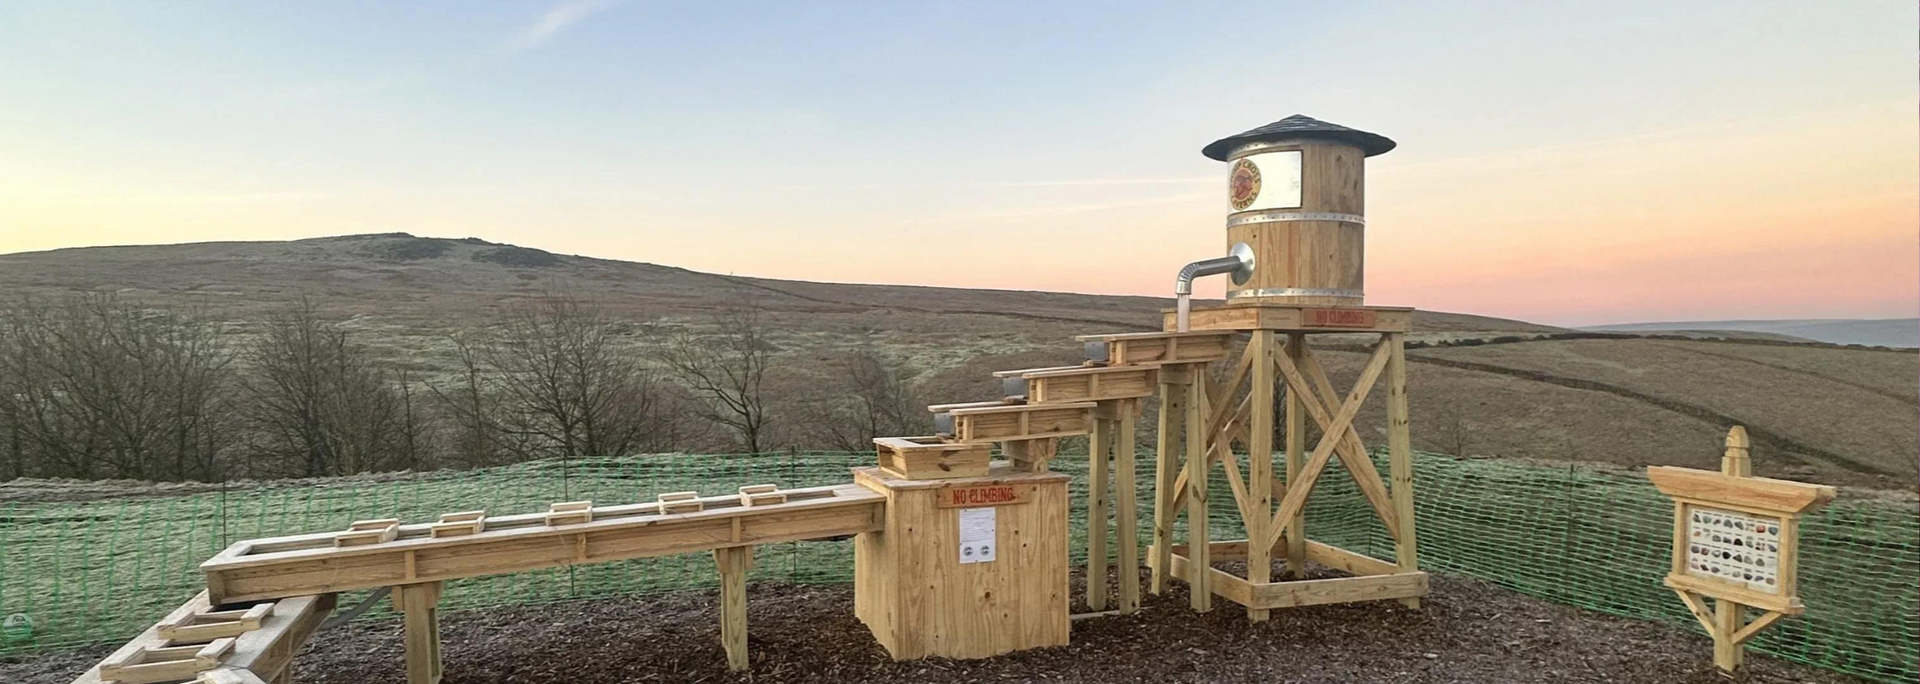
[6,572,1867,684]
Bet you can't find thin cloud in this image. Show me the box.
[509,0,619,54]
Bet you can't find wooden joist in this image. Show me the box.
[994,364,1159,404]
[429,510,486,538]
[1076,331,1234,367]
[100,638,234,684]
[333,519,400,548]
[155,603,273,642]
[1158,303,1413,333]
[874,436,992,480]
[72,593,335,684]
[201,484,886,604]
[658,491,704,514]
[933,400,1095,444]
[544,501,593,526]
[1156,542,1428,610]
[738,484,787,507]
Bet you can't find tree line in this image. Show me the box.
[0,291,928,482]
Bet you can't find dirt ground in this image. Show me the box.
[6,571,1868,684]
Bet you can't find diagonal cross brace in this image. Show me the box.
[1261,340,1394,552]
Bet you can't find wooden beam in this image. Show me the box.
[713,546,753,672]
[1713,596,1743,673]
[1384,332,1420,609]
[393,582,443,684]
[1185,377,1211,612]
[1246,330,1275,621]
[1730,610,1785,646]
[1283,333,1306,577]
[1304,541,1400,577]
[1164,551,1253,607]
[1114,398,1142,614]
[202,484,884,604]
[1248,572,1428,609]
[1150,373,1188,596]
[1294,343,1403,540]
[1261,341,1393,552]
[1087,415,1111,612]
[1645,467,1836,515]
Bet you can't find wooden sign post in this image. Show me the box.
[1647,426,1835,675]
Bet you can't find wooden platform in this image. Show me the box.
[201,483,886,603]
[1161,303,1412,333]
[1152,540,1428,610]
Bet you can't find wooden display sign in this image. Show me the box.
[936,483,1030,508]
[1647,427,1835,675]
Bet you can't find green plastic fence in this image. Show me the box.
[0,451,1912,682]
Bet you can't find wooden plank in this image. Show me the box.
[1160,304,1413,333]
[935,482,1036,508]
[73,594,333,684]
[947,403,1095,443]
[874,437,991,480]
[203,485,884,604]
[1304,540,1400,577]
[713,546,753,671]
[1087,415,1110,611]
[1283,334,1306,576]
[1261,341,1393,552]
[1246,330,1275,621]
[1150,374,1186,596]
[393,582,442,684]
[1663,573,1800,614]
[1075,332,1234,366]
[1164,551,1253,607]
[1646,467,1836,515]
[1247,572,1429,609]
[1384,332,1420,609]
[1294,343,1402,539]
[1114,397,1141,614]
[1185,378,1210,612]
[1730,610,1785,646]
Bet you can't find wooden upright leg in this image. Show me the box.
[1185,377,1211,612]
[393,582,443,684]
[1283,333,1308,578]
[1150,371,1188,595]
[1245,331,1275,621]
[1713,598,1744,672]
[1087,413,1111,611]
[1385,332,1420,609]
[1115,398,1141,614]
[714,546,754,671]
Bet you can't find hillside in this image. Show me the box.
[1586,319,1919,348]
[2,233,1913,490]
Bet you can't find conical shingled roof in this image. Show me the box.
[1201,115,1396,161]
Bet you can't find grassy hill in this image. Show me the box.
[2,233,1912,490]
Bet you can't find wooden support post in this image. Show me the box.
[1385,332,1420,609]
[1151,369,1189,595]
[1185,376,1211,612]
[1087,412,1111,611]
[1283,333,1307,578]
[1115,398,1141,614]
[714,545,754,672]
[1245,331,1275,621]
[1713,598,1744,672]
[392,582,443,684]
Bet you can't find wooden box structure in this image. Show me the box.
[994,364,1158,403]
[1648,427,1835,674]
[852,464,1070,660]
[874,436,993,480]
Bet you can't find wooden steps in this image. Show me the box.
[72,593,335,684]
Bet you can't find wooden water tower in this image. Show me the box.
[1205,114,1394,307]
[1149,114,1427,621]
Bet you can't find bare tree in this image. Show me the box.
[243,299,427,477]
[461,290,669,461]
[0,294,236,481]
[658,298,774,454]
[1425,397,1472,457]
[798,344,928,451]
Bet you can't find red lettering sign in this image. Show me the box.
[1305,308,1376,328]
[936,484,1030,508]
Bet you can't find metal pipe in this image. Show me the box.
[1172,243,1255,332]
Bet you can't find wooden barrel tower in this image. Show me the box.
[1203,115,1395,307]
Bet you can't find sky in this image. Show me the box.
[0,1,1914,326]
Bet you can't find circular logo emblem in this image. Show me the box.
[1228,158,1262,211]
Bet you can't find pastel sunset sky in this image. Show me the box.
[1,1,1914,326]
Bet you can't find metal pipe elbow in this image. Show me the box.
[1173,243,1256,295]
